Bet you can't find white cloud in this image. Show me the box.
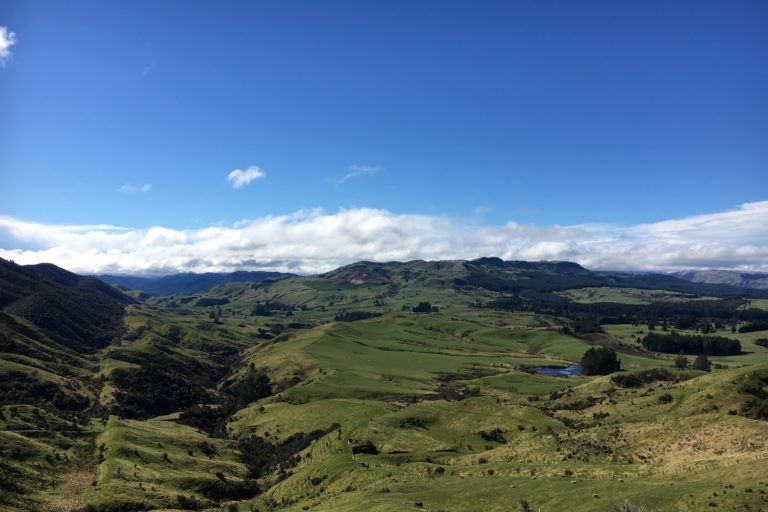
[334,165,380,185]
[119,183,152,193]
[227,166,265,189]
[0,26,17,67]
[0,201,767,275]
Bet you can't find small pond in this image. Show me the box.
[531,364,582,377]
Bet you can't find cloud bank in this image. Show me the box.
[0,201,766,276]
[227,166,265,188]
[0,26,17,66]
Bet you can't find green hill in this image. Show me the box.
[1,258,767,511]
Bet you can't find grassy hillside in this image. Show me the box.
[2,258,767,511]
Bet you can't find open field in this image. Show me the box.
[557,287,716,305]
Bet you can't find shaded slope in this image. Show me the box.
[1,258,132,351]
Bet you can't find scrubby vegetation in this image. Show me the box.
[739,370,768,420]
[610,368,691,388]
[238,424,340,478]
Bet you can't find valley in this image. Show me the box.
[1,257,767,511]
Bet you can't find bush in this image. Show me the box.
[692,353,712,372]
[351,441,379,455]
[739,370,768,420]
[674,352,688,369]
[399,417,431,429]
[478,428,506,443]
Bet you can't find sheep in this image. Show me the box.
[592,493,599,499]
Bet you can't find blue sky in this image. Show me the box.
[1,1,767,274]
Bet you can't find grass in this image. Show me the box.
[230,362,768,512]
[4,267,768,511]
[744,299,768,310]
[95,302,768,511]
[557,287,716,305]
[87,416,248,510]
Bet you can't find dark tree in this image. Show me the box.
[580,347,621,376]
[692,353,711,372]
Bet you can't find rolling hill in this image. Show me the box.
[1,258,767,511]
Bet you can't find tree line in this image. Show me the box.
[641,331,741,356]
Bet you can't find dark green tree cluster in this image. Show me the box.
[411,302,439,313]
[238,424,339,478]
[580,347,620,375]
[641,332,741,356]
[334,311,382,322]
[238,366,272,408]
[111,362,210,419]
[738,320,768,333]
[571,317,604,334]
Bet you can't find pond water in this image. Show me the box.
[531,364,582,377]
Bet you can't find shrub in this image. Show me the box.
[610,368,690,388]
[351,441,379,455]
[477,428,506,443]
[692,353,712,372]
[674,352,688,369]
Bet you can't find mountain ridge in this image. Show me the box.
[97,270,295,296]
[672,269,768,290]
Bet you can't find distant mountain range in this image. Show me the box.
[97,270,294,296]
[672,270,768,290]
